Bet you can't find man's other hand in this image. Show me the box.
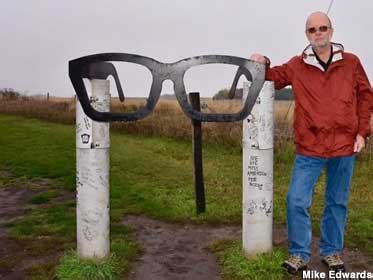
[353,134,365,153]
[249,54,267,64]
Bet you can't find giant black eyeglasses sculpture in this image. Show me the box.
[70,53,266,214]
[69,53,265,122]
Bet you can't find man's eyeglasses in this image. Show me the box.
[306,25,331,34]
[69,53,265,122]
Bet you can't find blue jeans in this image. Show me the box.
[286,154,356,262]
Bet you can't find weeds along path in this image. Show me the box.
[0,169,74,279]
[122,215,373,280]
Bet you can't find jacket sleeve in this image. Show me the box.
[265,57,295,90]
[355,58,372,139]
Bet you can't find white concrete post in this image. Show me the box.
[76,79,110,259]
[242,81,274,259]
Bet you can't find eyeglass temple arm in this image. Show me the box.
[81,62,125,102]
[228,66,252,99]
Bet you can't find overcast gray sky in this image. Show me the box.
[1,0,372,97]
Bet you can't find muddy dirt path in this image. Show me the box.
[0,169,371,279]
[0,170,74,280]
[122,215,239,280]
[0,187,33,279]
[122,215,372,280]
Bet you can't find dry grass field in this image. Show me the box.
[0,96,372,159]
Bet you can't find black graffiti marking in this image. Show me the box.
[249,182,264,190]
[90,96,99,103]
[246,199,272,216]
[249,155,258,164]
[83,117,91,130]
[259,198,272,216]
[247,170,268,177]
[246,200,257,215]
[83,226,94,241]
[76,175,83,187]
[247,155,269,190]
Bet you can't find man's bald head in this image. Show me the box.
[305,11,334,50]
[306,11,332,30]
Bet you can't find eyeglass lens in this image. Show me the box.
[307,25,329,34]
[184,64,250,114]
[82,62,152,113]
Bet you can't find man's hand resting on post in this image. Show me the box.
[249,54,267,64]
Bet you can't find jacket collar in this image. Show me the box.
[302,42,344,71]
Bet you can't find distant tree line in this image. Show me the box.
[0,88,21,100]
[213,87,293,100]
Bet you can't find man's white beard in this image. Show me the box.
[312,39,329,49]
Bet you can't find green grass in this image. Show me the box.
[56,250,122,280]
[0,114,372,278]
[9,203,76,239]
[29,190,61,204]
[5,196,139,279]
[209,239,287,280]
[55,224,141,280]
[0,116,76,190]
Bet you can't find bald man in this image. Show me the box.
[250,12,372,274]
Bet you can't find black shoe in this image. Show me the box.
[321,254,345,272]
[282,255,308,275]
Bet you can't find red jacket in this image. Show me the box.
[266,43,372,158]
